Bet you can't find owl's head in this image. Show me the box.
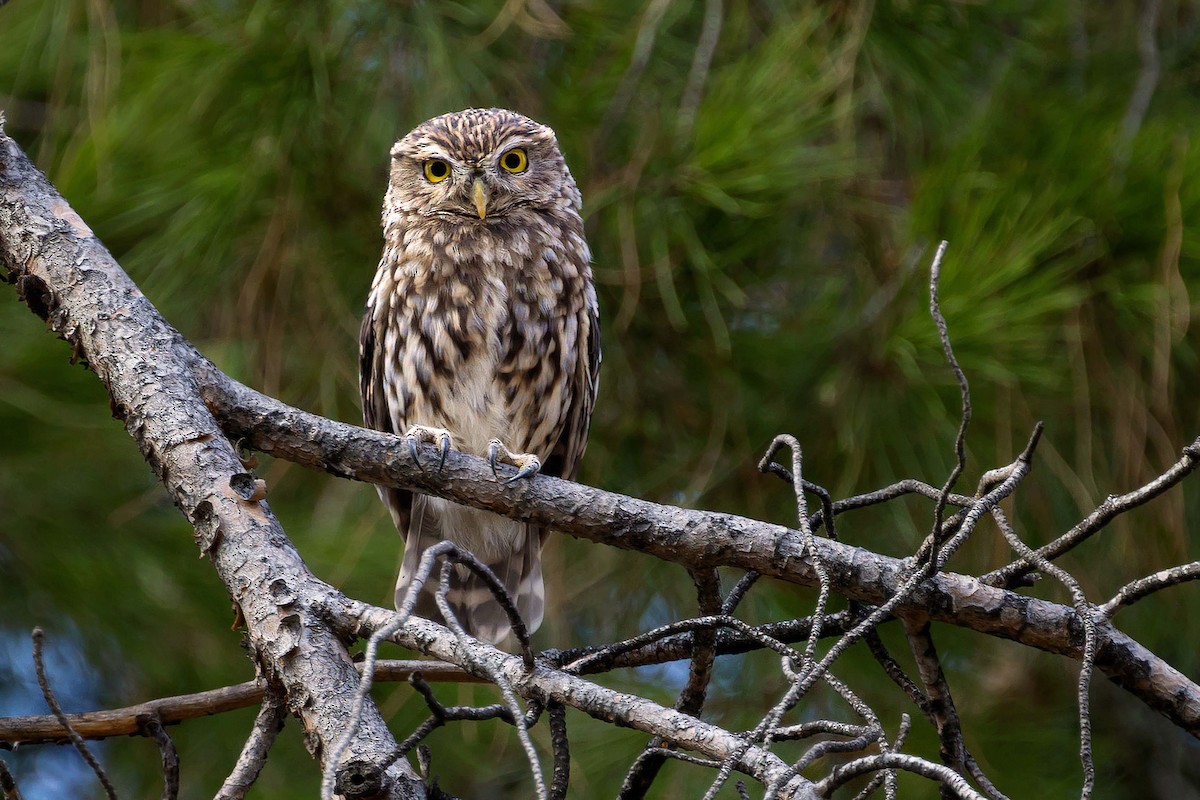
[385,108,578,225]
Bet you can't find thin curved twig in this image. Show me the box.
[985,436,1200,588]
[927,240,972,560]
[0,760,25,800]
[31,628,119,800]
[1101,561,1200,618]
[815,751,986,799]
[138,713,179,800]
[214,683,287,800]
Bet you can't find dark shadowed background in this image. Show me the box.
[1,1,1198,797]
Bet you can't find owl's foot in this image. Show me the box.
[404,425,453,472]
[487,439,541,484]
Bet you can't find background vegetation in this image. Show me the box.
[1,1,1198,796]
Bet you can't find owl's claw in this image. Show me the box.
[404,425,454,472]
[488,439,541,484]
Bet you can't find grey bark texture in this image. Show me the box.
[0,126,425,800]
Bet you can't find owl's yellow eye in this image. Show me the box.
[424,159,450,183]
[500,148,528,174]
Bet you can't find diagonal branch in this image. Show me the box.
[0,126,423,798]
[328,599,818,800]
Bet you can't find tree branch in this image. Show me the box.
[193,366,1200,736]
[0,127,423,799]
[328,599,817,800]
[214,683,287,800]
[0,661,473,746]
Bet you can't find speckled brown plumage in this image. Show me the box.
[359,108,599,642]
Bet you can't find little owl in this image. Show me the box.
[359,108,600,643]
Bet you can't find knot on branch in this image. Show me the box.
[16,272,54,321]
[334,758,387,799]
[230,472,268,502]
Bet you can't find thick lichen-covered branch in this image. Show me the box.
[0,126,424,800]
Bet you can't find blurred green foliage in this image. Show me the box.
[2,1,1199,797]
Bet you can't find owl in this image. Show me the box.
[359,108,600,643]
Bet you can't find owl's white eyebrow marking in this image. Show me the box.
[496,136,534,152]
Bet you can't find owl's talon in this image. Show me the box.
[488,438,541,483]
[405,425,455,472]
[436,433,451,472]
[506,460,541,483]
[487,439,503,480]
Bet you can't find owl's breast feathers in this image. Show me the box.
[363,204,596,467]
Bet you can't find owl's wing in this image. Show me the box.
[359,307,413,533]
[543,294,601,482]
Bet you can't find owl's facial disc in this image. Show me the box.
[389,108,568,223]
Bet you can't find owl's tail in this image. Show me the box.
[395,495,545,644]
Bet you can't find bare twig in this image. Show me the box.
[322,539,536,800]
[815,752,986,799]
[809,479,975,532]
[431,559,548,800]
[553,609,859,675]
[758,435,827,672]
[0,660,472,746]
[395,673,518,758]
[988,508,1096,798]
[864,627,928,713]
[927,240,971,560]
[137,713,179,800]
[547,702,570,800]
[902,620,960,767]
[619,567,722,798]
[721,570,762,614]
[985,436,1200,588]
[31,628,119,800]
[0,760,24,800]
[703,436,838,800]
[336,601,815,797]
[679,568,723,716]
[901,618,1009,800]
[214,684,287,800]
[769,721,872,742]
[795,427,1043,705]
[1101,562,1200,618]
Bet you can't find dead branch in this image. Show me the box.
[191,360,1200,734]
[214,683,287,800]
[0,760,23,800]
[138,713,179,800]
[0,659,473,746]
[1101,561,1200,618]
[329,599,817,799]
[0,129,423,799]
[985,435,1200,588]
[31,628,118,800]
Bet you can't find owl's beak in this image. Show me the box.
[472,178,488,219]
